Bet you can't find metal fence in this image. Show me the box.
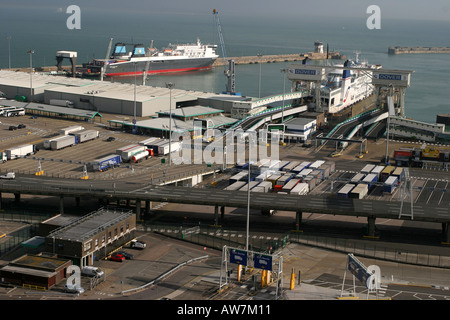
[288,232,450,269]
[139,223,450,269]
[140,223,288,254]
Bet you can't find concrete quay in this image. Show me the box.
[212,52,344,67]
[388,46,450,55]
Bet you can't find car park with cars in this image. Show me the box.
[110,253,125,262]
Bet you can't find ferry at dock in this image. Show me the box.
[318,53,380,114]
[79,38,219,78]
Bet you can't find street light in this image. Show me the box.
[280,68,288,123]
[257,53,263,98]
[166,82,175,166]
[27,50,34,102]
[133,62,137,134]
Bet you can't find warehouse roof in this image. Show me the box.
[157,106,224,118]
[109,114,238,132]
[48,208,134,242]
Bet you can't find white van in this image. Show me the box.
[81,266,104,278]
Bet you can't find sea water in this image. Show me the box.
[0,9,449,123]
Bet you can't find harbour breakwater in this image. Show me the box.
[388,46,450,55]
[212,51,345,67]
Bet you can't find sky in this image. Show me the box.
[1,0,450,22]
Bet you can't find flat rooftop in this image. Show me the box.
[48,208,134,242]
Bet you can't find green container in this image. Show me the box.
[14,95,27,102]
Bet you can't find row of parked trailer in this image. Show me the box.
[227,159,336,196]
[91,137,181,172]
[43,126,99,150]
[337,164,405,199]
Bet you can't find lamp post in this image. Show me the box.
[166,82,175,166]
[280,68,288,123]
[133,62,137,134]
[27,50,34,102]
[257,53,262,98]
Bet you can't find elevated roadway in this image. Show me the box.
[1,175,450,241]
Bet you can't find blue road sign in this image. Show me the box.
[254,254,272,271]
[230,249,247,266]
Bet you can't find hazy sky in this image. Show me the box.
[2,0,450,21]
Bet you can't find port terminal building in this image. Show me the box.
[0,70,236,117]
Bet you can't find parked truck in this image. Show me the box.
[50,135,77,150]
[44,135,66,149]
[59,125,84,135]
[131,150,150,163]
[71,129,99,143]
[49,99,74,107]
[92,154,121,171]
[116,144,146,162]
[6,144,35,160]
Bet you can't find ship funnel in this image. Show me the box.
[132,44,146,57]
[112,43,127,58]
[343,60,351,79]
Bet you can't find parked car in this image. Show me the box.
[130,239,146,249]
[17,124,26,129]
[116,251,134,260]
[110,253,125,262]
[8,126,17,131]
[63,284,85,294]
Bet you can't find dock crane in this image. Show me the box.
[213,9,238,95]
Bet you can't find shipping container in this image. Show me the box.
[50,135,76,150]
[44,135,66,149]
[381,165,395,182]
[251,186,266,193]
[383,176,398,194]
[310,170,323,183]
[6,144,34,160]
[392,167,404,182]
[282,161,300,172]
[317,163,331,179]
[290,182,309,195]
[239,181,260,191]
[229,171,248,184]
[324,161,336,173]
[139,137,160,147]
[296,168,312,178]
[224,181,246,191]
[303,175,317,191]
[309,160,325,170]
[362,173,378,189]
[157,141,181,156]
[282,178,300,193]
[251,158,271,174]
[257,181,273,193]
[351,173,365,184]
[277,160,290,171]
[92,154,121,171]
[59,125,84,135]
[267,174,282,187]
[292,164,307,173]
[276,173,293,186]
[71,129,99,143]
[350,184,368,199]
[371,165,385,178]
[361,164,375,174]
[255,171,272,182]
[338,184,355,198]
